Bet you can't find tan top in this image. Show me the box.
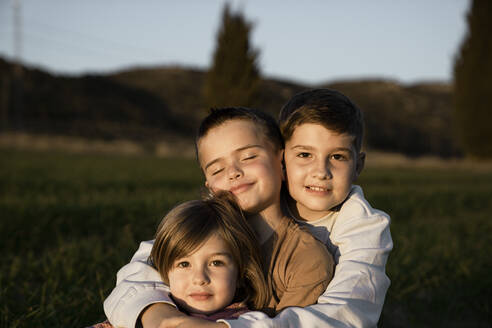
[260,216,334,316]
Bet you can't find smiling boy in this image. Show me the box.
[283,122,362,220]
[278,88,393,327]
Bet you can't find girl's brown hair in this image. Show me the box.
[149,191,270,310]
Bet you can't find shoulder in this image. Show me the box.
[281,219,334,274]
[332,186,393,253]
[339,185,390,222]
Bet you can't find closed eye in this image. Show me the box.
[242,154,257,161]
[211,168,224,176]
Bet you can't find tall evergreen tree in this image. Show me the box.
[203,4,260,109]
[453,0,492,158]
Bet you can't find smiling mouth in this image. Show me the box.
[230,183,254,194]
[306,186,330,192]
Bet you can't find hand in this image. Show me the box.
[175,317,227,328]
[140,303,187,328]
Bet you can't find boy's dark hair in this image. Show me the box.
[195,107,284,160]
[279,89,364,152]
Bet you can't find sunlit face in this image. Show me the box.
[284,123,364,221]
[168,234,239,315]
[198,119,283,215]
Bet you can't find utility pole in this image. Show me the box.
[11,0,24,130]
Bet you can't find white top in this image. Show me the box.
[104,185,393,328]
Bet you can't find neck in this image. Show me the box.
[247,202,283,244]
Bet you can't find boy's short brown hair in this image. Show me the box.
[279,89,364,152]
[195,107,284,161]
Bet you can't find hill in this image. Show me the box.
[0,58,461,157]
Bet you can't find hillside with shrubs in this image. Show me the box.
[0,57,460,157]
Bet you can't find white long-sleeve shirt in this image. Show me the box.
[104,185,393,328]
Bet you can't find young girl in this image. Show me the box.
[148,191,270,321]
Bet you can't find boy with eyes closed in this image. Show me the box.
[104,90,392,328]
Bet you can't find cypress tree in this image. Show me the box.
[453,0,492,158]
[203,4,260,109]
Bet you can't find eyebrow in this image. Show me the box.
[204,144,263,171]
[290,145,352,153]
[210,252,233,258]
[290,145,353,153]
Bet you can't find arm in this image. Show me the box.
[314,208,392,327]
[103,240,177,328]
[220,195,392,328]
[274,237,334,314]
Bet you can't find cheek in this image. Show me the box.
[334,166,355,188]
[249,162,276,184]
[220,270,239,295]
[285,162,303,184]
[206,177,226,192]
[168,271,186,294]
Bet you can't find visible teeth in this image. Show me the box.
[309,186,326,191]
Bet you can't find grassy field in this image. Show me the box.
[1,149,491,327]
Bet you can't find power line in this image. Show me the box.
[21,16,165,59]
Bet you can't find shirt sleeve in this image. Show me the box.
[315,207,393,327]
[274,236,334,314]
[103,240,176,328]
[222,197,393,328]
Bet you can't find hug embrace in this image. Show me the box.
[94,89,393,328]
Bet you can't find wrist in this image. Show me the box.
[140,303,185,328]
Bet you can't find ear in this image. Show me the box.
[354,152,366,180]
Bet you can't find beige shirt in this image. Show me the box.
[260,216,334,316]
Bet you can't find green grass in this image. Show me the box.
[1,149,491,327]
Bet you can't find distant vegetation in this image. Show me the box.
[202,4,261,109]
[453,0,492,158]
[0,57,461,157]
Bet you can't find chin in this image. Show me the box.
[305,202,335,212]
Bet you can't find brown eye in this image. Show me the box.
[297,152,311,158]
[331,154,347,161]
[177,261,190,268]
[211,260,225,266]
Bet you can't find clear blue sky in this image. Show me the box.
[0,0,469,85]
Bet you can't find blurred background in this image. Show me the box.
[1,0,489,159]
[1,1,491,327]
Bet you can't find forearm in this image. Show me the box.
[141,304,228,328]
[141,303,186,328]
[222,306,352,328]
[104,240,175,328]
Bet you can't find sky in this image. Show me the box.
[0,0,470,85]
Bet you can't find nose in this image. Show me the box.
[227,163,243,180]
[312,158,332,179]
[192,266,210,286]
